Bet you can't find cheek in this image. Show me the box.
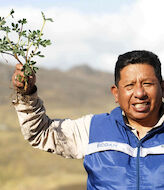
[117,90,132,105]
[149,87,162,98]
[145,87,162,105]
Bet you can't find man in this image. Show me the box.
[12,50,164,189]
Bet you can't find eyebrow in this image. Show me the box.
[122,77,157,83]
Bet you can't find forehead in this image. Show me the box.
[119,64,157,82]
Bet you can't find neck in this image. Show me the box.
[127,116,159,139]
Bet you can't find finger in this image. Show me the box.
[15,81,24,88]
[12,75,24,88]
[29,74,36,84]
[12,72,24,85]
[13,70,25,81]
[16,63,23,71]
[16,70,24,76]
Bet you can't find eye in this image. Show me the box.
[125,83,134,90]
[143,82,153,87]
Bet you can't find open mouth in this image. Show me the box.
[132,102,150,111]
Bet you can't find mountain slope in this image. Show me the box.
[0,63,115,113]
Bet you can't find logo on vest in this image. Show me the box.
[97,142,118,149]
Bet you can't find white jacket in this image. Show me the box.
[13,92,93,159]
[13,92,164,160]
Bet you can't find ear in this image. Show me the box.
[161,81,164,98]
[111,85,119,103]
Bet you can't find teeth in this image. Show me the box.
[134,103,148,109]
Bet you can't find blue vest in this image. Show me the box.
[84,107,164,190]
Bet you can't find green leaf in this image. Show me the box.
[38,54,44,57]
[33,66,38,73]
[5,26,11,33]
[41,12,46,20]
[0,9,53,80]
[17,74,22,82]
[46,18,54,22]
[30,61,36,65]
[10,9,14,16]
[45,39,51,45]
[22,18,27,24]
[41,11,53,22]
[36,51,41,55]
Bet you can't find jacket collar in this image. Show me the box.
[111,103,164,129]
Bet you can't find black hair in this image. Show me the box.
[114,50,163,86]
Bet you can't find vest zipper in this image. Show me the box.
[136,141,141,190]
[135,127,164,190]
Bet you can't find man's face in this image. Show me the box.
[111,63,164,126]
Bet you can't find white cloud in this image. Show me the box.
[0,0,164,76]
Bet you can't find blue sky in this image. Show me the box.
[0,0,164,75]
[0,0,134,13]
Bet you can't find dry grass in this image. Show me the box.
[0,101,116,190]
[0,108,86,190]
[0,63,117,189]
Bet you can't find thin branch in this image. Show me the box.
[28,19,46,62]
[0,51,15,57]
[0,13,11,26]
[14,53,23,65]
[17,23,23,47]
[5,32,22,65]
[0,51,22,64]
[6,32,15,50]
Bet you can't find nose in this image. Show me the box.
[133,85,147,99]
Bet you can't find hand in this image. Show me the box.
[12,64,36,94]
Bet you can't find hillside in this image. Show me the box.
[0,62,115,114]
[0,62,116,190]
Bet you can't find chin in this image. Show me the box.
[129,112,152,121]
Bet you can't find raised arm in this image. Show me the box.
[12,64,93,159]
